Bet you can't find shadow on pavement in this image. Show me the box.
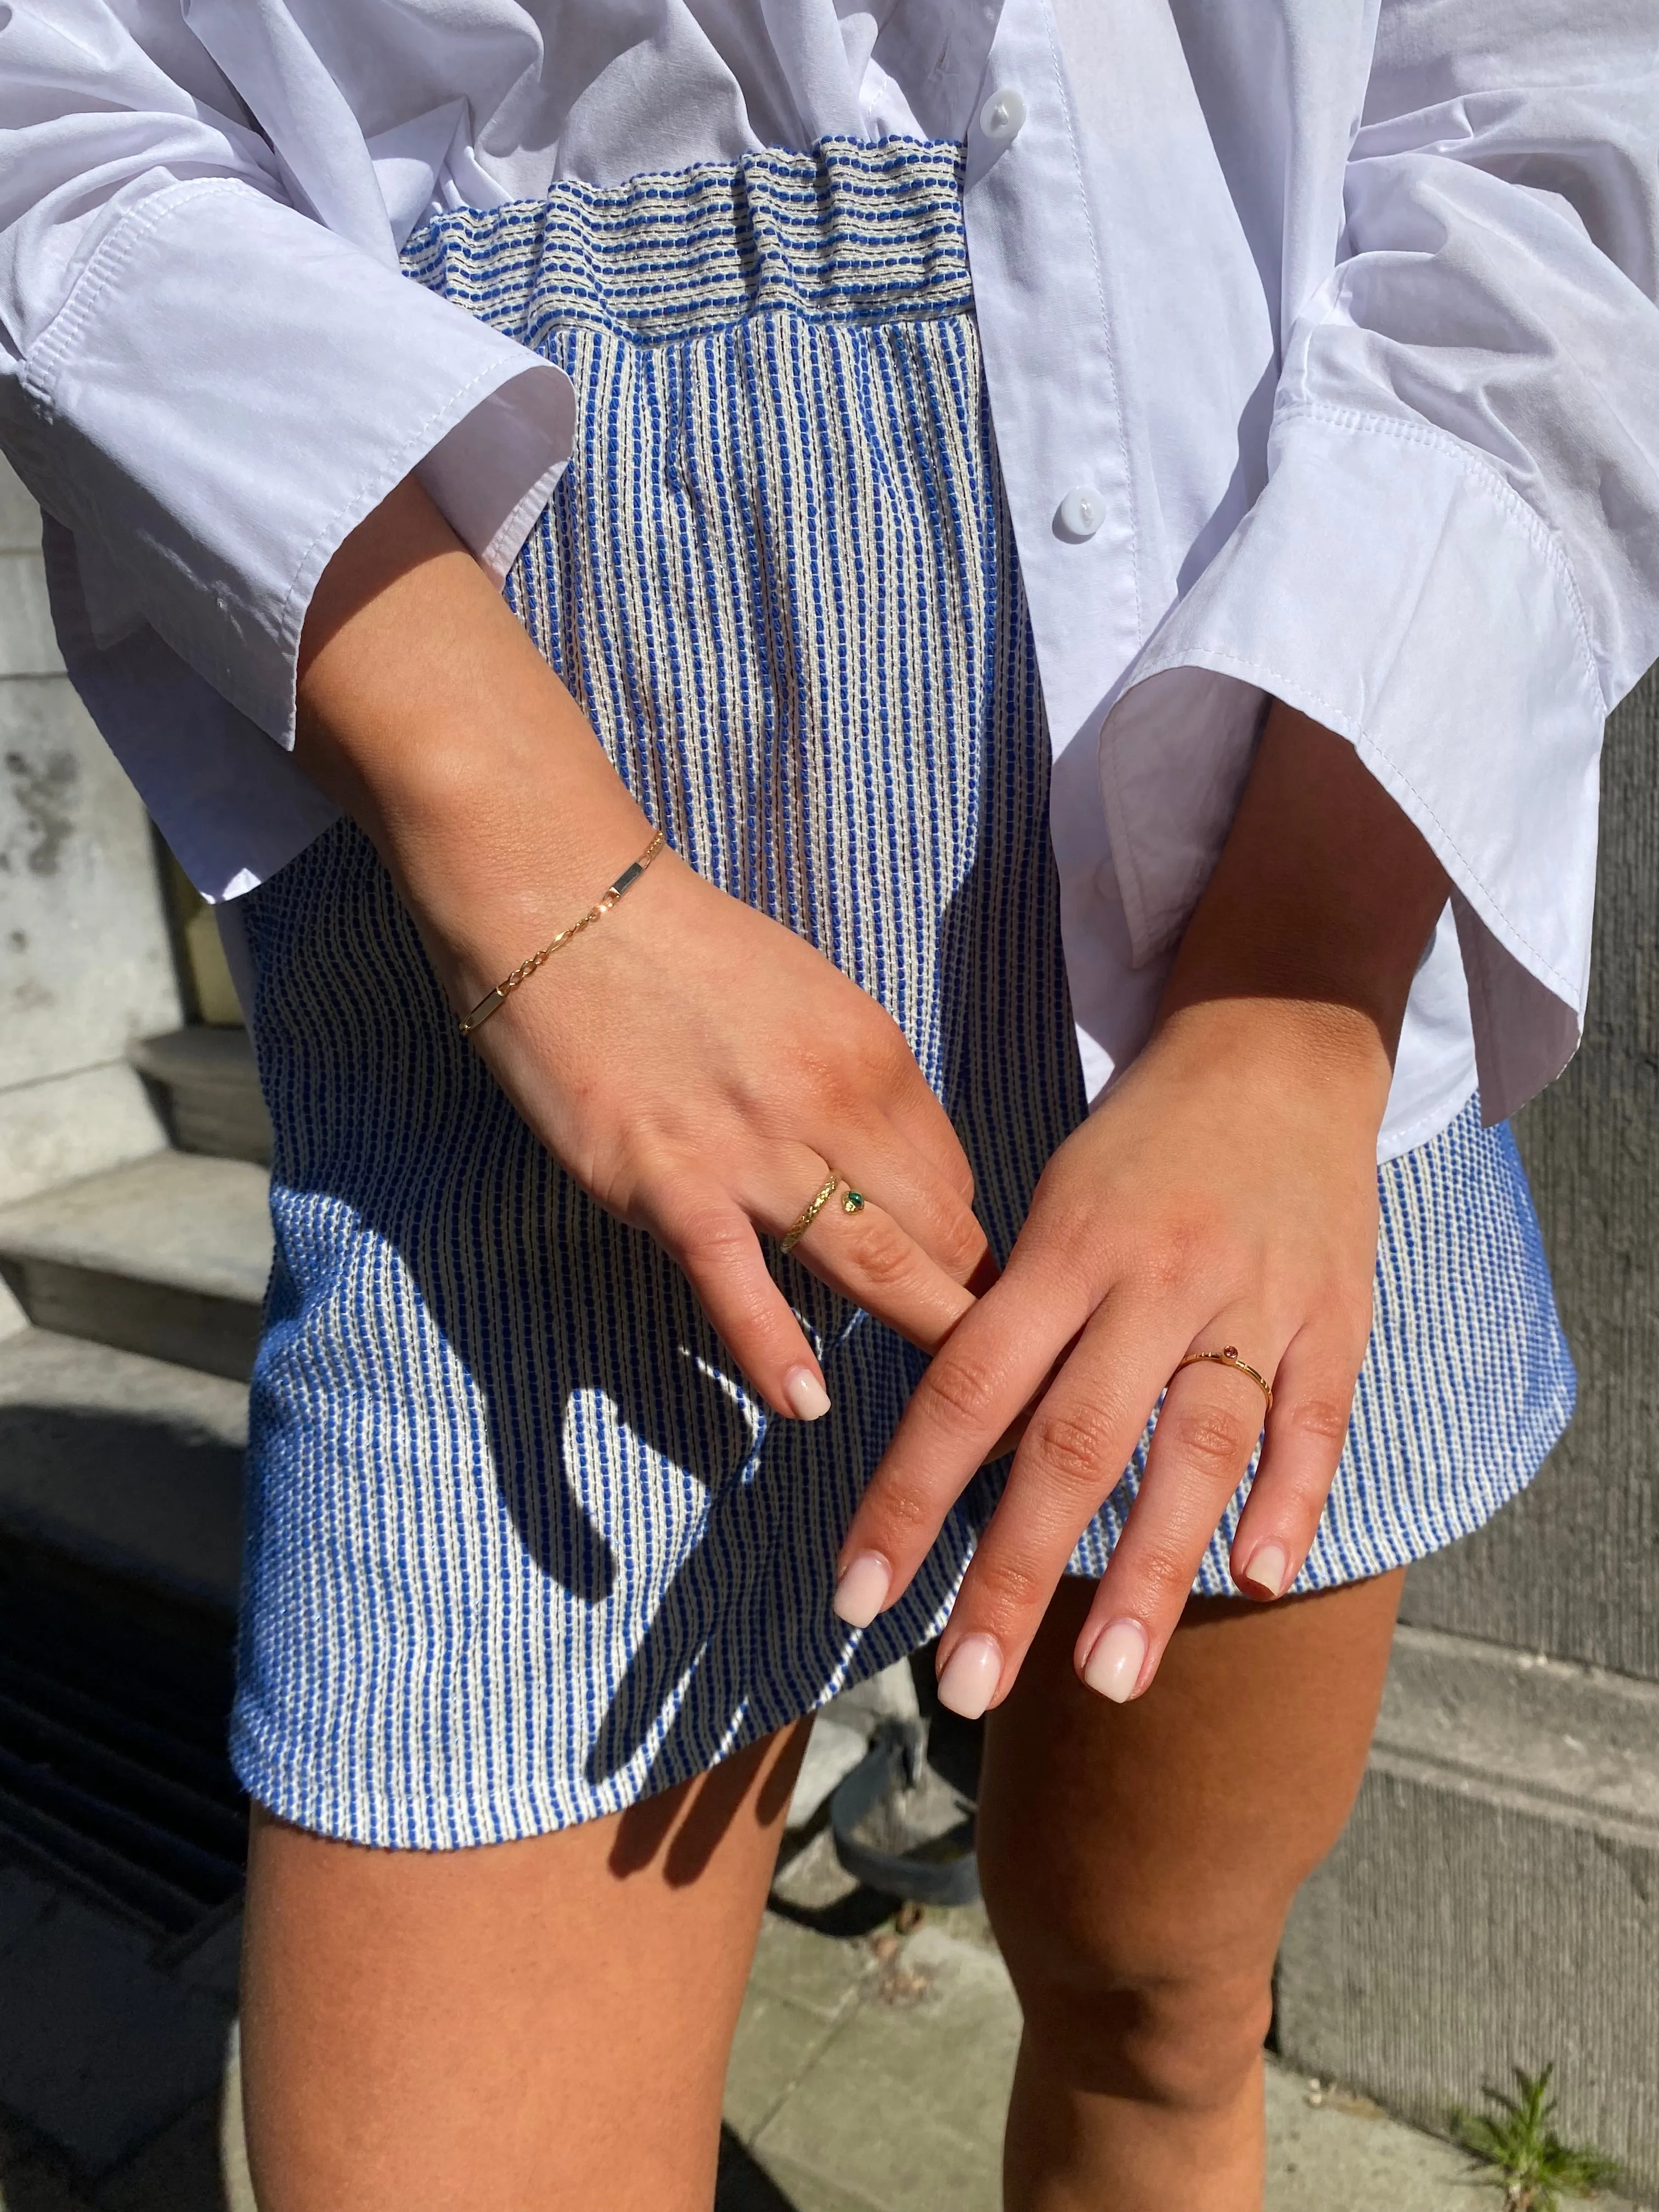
[716,2124,802,2210]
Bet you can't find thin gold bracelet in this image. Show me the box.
[456,827,667,1039]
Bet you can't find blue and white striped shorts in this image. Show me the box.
[232,139,1574,1848]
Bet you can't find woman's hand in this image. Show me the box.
[469,850,994,1417]
[831,704,1452,1709]
[294,477,991,1419]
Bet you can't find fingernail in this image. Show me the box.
[1240,1541,1290,1599]
[1081,1617,1148,1703]
[832,1553,891,1627]
[936,1633,1003,1720]
[785,1367,831,1421]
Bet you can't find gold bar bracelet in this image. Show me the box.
[456,827,667,1039]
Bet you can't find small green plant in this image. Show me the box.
[1452,2066,1622,2210]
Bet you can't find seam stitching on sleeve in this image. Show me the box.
[16,168,541,737]
[1275,399,1606,709]
[21,179,267,419]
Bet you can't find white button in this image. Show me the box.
[1056,486,1105,541]
[978,87,1026,147]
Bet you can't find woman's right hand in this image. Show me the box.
[470,847,993,1417]
[293,475,991,1420]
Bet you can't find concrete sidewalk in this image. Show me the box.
[719,1886,1542,2212]
[0,1839,1645,2211]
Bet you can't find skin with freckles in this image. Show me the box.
[247,471,1452,2210]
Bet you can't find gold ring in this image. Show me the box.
[781,1173,840,1254]
[1172,1344,1274,1416]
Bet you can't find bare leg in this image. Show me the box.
[977,1573,1403,2212]
[240,1720,811,2212]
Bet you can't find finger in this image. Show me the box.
[1072,1321,1286,1705]
[831,1254,1097,1628]
[653,1185,832,1422]
[827,1115,993,1292]
[773,1158,1025,1462]
[771,1170,979,1358]
[1228,1323,1365,1600]
[927,1298,1190,1717]
[851,1020,980,1211]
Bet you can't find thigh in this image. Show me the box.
[240,1720,810,2212]
[976,1573,1403,1988]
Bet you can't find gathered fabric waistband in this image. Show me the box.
[400,135,971,345]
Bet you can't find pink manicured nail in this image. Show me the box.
[1082,1618,1148,1703]
[936,1634,1003,1719]
[833,1553,891,1627]
[785,1367,831,1420]
[1241,1541,1290,1599]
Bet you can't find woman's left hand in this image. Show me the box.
[830,703,1453,1714]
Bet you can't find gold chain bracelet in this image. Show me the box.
[456,827,667,1039]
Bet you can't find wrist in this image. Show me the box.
[293,475,655,1012]
[1159,703,1449,1074]
[1151,990,1394,1120]
[392,749,656,1013]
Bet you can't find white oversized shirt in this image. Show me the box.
[2,0,1657,1155]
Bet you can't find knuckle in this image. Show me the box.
[947,1149,978,1209]
[933,1206,986,1279]
[968,1551,1048,1620]
[858,1013,912,1080]
[848,1217,918,1292]
[665,1203,749,1270]
[1133,1545,1195,1610]
[1161,1398,1254,1474]
[1341,1297,1378,1353]
[794,1041,859,1116]
[1135,1216,1206,1297]
[1284,1391,1353,1452]
[920,1354,1003,1436]
[869,1483,932,1544]
[1029,1403,1122,1493]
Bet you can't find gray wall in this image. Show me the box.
[0,458,179,1230]
[1280,667,1659,2193]
[1403,669,1659,1683]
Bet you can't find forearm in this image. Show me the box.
[293,475,649,1013]
[1157,703,1451,1112]
[289,481,991,1410]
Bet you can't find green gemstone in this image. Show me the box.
[842,1190,865,1214]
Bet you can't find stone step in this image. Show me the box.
[1278,1623,1659,2199]
[0,1154,270,1383]
[0,1328,244,1615]
[129,1029,271,1169]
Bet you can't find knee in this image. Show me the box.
[1016,1953,1272,2113]
[984,1866,1273,2114]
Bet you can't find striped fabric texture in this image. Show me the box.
[232,140,1573,1848]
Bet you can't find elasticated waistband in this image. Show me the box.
[401,136,971,347]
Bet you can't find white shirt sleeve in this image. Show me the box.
[1101,9,1659,1124]
[0,0,574,753]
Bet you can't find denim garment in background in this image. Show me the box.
[3,1,1659,1152]
[229,145,1572,1843]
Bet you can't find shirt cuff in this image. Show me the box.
[1098,404,1605,1124]
[4,177,574,746]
